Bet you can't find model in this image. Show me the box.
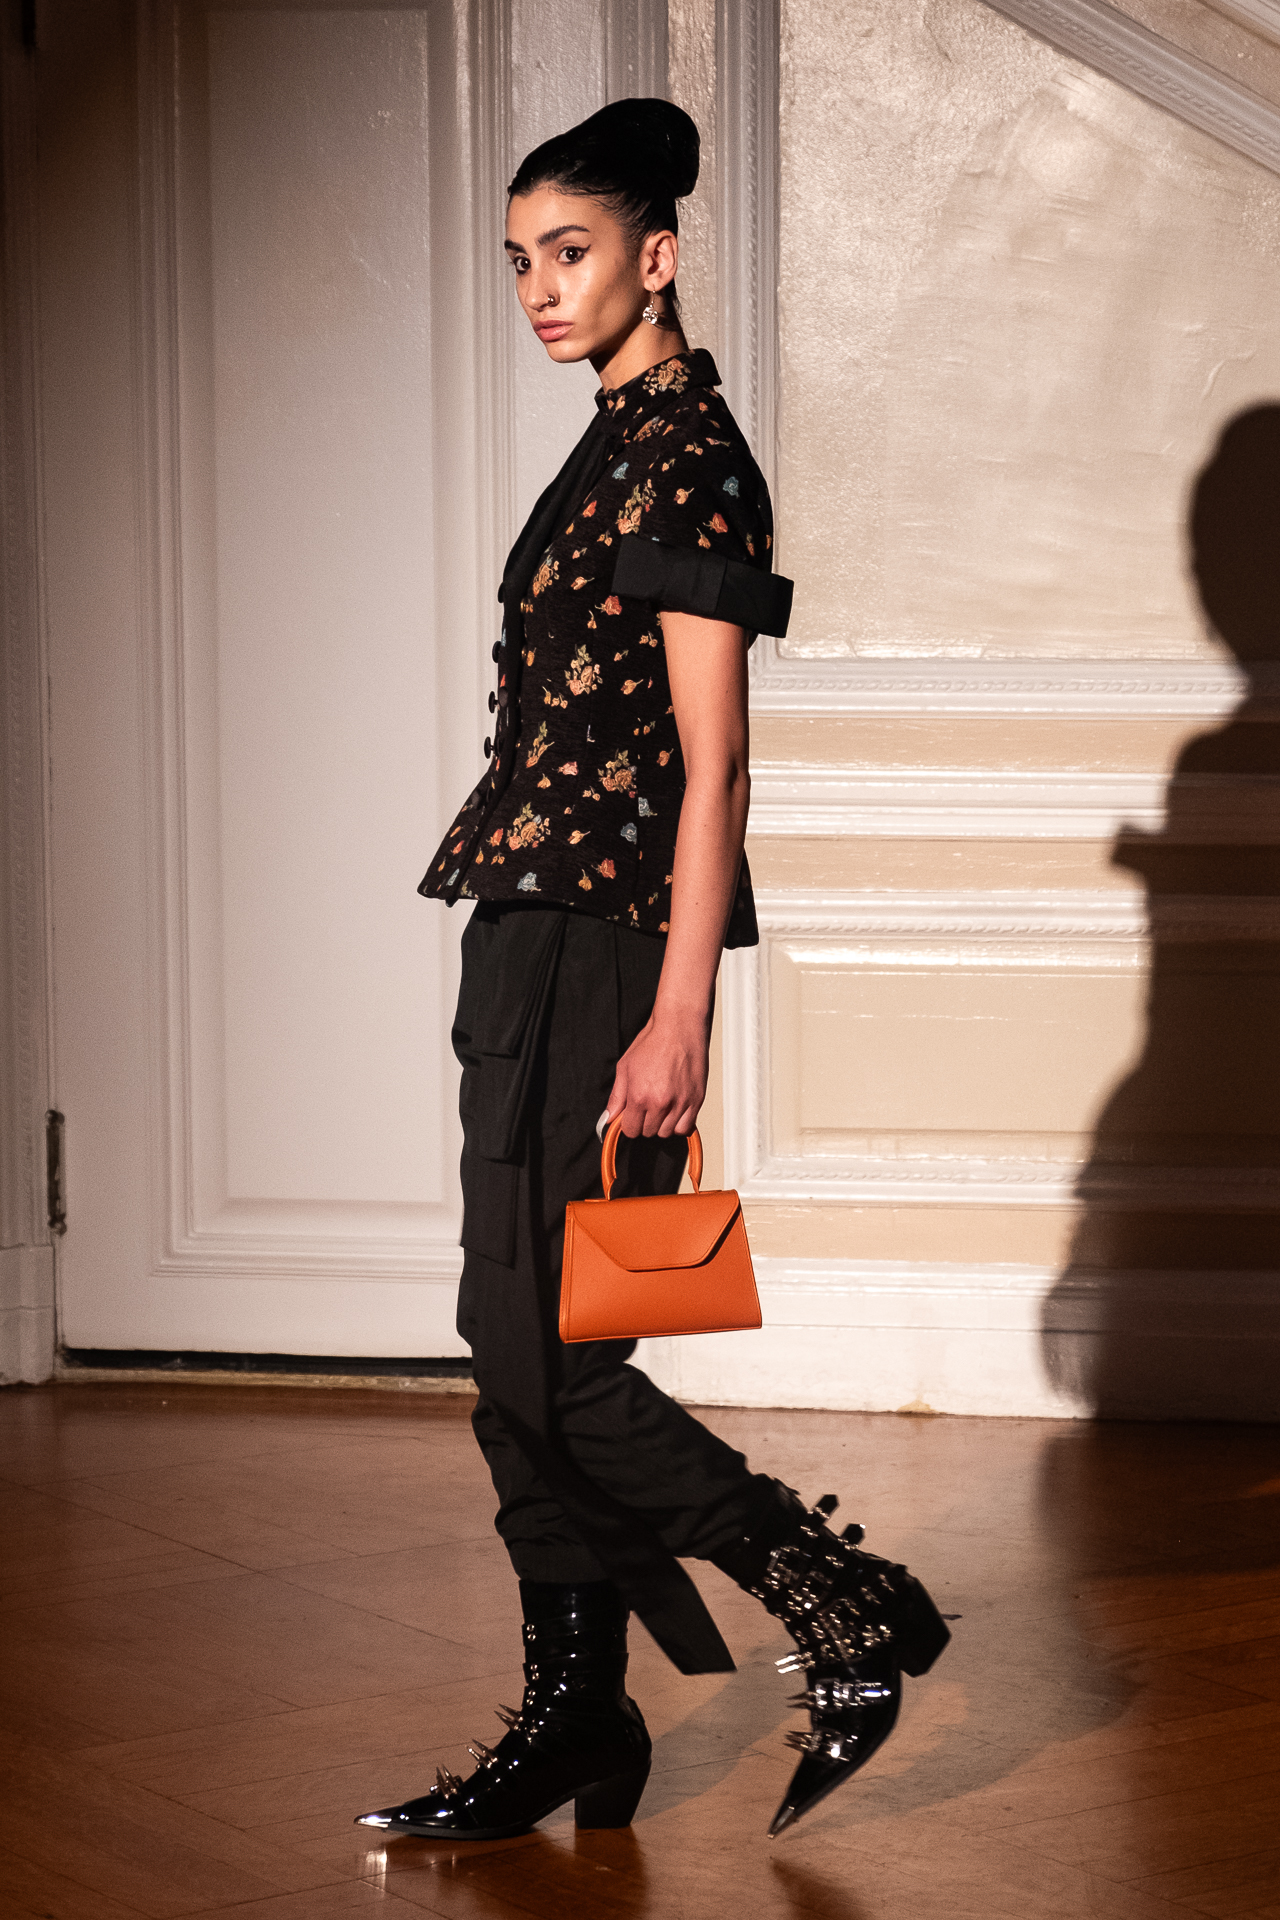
[356,97,948,1844]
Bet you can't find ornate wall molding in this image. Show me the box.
[721,888,1280,1210]
[985,0,1280,174]
[751,655,1280,717]
[715,0,778,491]
[749,764,1280,840]
[604,0,669,99]
[1210,0,1280,47]
[1,16,55,1382]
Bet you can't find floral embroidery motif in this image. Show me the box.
[506,803,549,851]
[525,722,550,768]
[641,358,690,395]
[617,479,654,536]
[600,751,635,796]
[565,646,602,697]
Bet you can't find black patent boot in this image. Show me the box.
[712,1485,950,1836]
[354,1580,651,1841]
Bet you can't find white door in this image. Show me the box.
[39,0,665,1361]
[40,0,490,1356]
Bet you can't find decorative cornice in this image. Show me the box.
[982,0,1280,175]
[748,765,1280,841]
[750,654,1280,717]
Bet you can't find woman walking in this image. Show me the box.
[357,98,947,1843]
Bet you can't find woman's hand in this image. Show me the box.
[605,1003,710,1137]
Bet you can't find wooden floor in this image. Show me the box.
[2,1385,1279,1920]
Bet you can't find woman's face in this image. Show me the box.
[505,186,677,374]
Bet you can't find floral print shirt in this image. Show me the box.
[419,350,771,945]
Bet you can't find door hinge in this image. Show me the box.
[46,1109,66,1235]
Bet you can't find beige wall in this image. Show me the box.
[645,0,1280,1419]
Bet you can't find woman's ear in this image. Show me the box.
[641,227,679,294]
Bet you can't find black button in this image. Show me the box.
[483,736,493,758]
[492,641,501,662]
[488,690,497,712]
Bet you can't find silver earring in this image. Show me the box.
[643,299,661,327]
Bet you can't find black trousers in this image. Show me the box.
[453,903,768,1615]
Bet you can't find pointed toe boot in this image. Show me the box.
[354,1580,651,1841]
[713,1486,950,1836]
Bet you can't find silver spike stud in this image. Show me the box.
[775,1651,809,1674]
[494,1704,522,1730]
[434,1766,462,1796]
[466,1741,497,1766]
[768,1804,799,1839]
[784,1729,815,1753]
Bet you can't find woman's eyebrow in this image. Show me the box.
[504,224,591,252]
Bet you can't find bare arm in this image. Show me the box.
[605,611,751,1137]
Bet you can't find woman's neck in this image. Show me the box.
[593,324,690,394]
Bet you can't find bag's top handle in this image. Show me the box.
[600,1115,702,1200]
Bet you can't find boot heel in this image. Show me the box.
[893,1574,951,1677]
[574,1759,651,1829]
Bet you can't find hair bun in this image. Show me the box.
[578,98,700,199]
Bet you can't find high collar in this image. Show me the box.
[595,348,720,448]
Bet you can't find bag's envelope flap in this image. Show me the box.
[571,1189,741,1273]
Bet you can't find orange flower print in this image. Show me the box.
[582,500,596,517]
[710,512,728,534]
[543,688,567,708]
[488,828,503,845]
[558,761,578,776]
[602,595,622,616]
[506,803,549,852]
[571,576,589,590]
[675,487,691,505]
[568,828,590,845]
[528,556,558,598]
[657,749,672,766]
[622,680,640,695]
[599,751,635,796]
[616,479,654,536]
[578,871,592,891]
[596,858,616,879]
[525,721,550,768]
[565,645,602,696]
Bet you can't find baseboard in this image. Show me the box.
[638,1258,1280,1420]
[0,1247,55,1385]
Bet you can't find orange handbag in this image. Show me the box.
[559,1117,762,1343]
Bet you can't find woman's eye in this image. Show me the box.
[561,247,585,264]
[509,254,529,274]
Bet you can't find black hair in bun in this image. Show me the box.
[509,99,700,319]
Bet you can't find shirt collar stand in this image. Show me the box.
[596,348,721,447]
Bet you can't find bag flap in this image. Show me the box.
[569,1189,741,1273]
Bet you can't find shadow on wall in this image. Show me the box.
[1043,406,1280,1421]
